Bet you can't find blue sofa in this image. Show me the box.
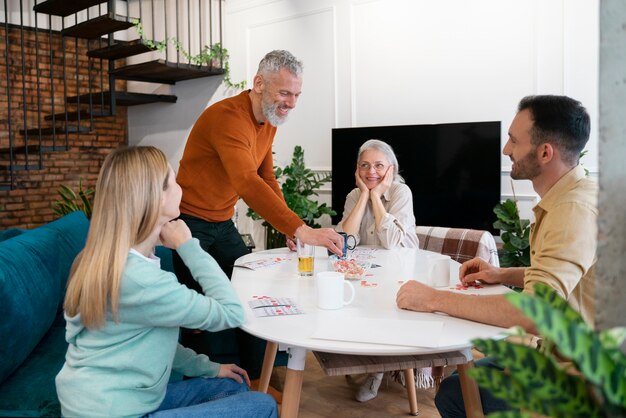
[0,211,90,417]
[0,212,281,417]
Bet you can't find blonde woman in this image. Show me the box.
[55,146,277,418]
[337,139,425,402]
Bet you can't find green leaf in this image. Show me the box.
[507,286,626,408]
[472,338,603,416]
[599,328,626,350]
[509,234,530,250]
[53,180,94,219]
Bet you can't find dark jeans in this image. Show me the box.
[173,214,265,379]
[434,357,512,417]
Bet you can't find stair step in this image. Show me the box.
[19,126,92,136]
[0,145,40,156]
[62,13,136,39]
[45,110,111,121]
[111,59,224,84]
[87,39,154,60]
[0,145,70,157]
[33,0,106,18]
[66,91,177,106]
[0,164,42,171]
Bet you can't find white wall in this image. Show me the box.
[128,0,600,244]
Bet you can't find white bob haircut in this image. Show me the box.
[357,139,404,183]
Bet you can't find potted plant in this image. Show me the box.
[470,283,626,417]
[493,197,530,268]
[246,145,336,249]
[52,180,94,219]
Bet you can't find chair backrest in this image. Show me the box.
[416,226,500,267]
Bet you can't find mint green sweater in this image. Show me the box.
[55,238,244,418]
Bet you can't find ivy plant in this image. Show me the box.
[493,198,530,267]
[470,283,626,417]
[133,20,246,90]
[246,146,336,249]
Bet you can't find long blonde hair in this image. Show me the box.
[64,146,170,329]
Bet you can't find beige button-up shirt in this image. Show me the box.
[524,165,598,325]
[336,182,419,249]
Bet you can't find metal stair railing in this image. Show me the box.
[1,0,225,191]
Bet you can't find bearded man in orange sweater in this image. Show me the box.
[173,50,343,386]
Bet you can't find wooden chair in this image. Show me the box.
[416,225,500,267]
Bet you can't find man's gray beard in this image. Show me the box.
[262,101,288,126]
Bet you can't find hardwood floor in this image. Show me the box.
[272,352,443,418]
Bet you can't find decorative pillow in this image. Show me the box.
[0,226,60,383]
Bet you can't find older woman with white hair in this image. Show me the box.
[337,139,424,402]
[337,139,419,249]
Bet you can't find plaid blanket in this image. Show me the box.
[416,226,500,267]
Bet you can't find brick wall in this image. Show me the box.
[0,25,128,229]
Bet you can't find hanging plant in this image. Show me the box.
[133,20,246,90]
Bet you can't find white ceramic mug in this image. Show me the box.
[315,271,355,310]
[428,254,451,287]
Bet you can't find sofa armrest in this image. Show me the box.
[416,226,499,267]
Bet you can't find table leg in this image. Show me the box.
[280,347,306,418]
[403,368,419,416]
[258,341,278,393]
[457,361,484,418]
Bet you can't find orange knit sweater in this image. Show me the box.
[177,90,304,236]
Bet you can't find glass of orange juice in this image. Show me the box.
[296,238,314,276]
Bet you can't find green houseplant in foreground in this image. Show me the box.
[470,283,626,417]
[52,180,94,220]
[246,145,336,249]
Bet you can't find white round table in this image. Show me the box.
[232,246,509,417]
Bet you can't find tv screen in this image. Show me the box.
[331,122,501,234]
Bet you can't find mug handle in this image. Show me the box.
[343,280,355,305]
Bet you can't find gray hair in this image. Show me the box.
[257,50,303,78]
[358,139,404,183]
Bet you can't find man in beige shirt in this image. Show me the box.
[396,95,598,417]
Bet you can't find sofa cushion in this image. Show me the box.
[0,228,24,242]
[38,211,90,299]
[0,226,61,383]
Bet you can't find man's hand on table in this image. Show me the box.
[396,281,438,312]
[459,257,503,286]
[294,224,344,256]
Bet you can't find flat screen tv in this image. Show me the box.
[331,122,501,234]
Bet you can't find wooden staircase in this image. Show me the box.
[0,0,225,190]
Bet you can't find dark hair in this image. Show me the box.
[518,95,590,165]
